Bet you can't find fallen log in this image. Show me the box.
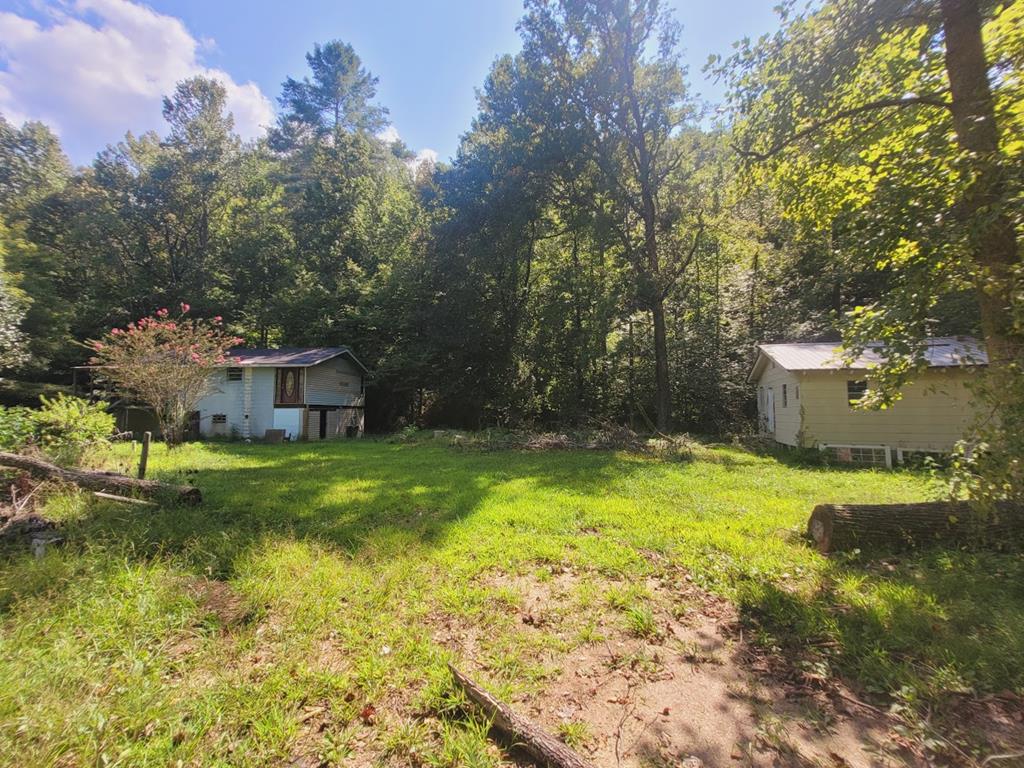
[0,451,201,505]
[808,501,1024,553]
[448,663,595,768]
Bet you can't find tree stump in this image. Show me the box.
[808,501,1024,553]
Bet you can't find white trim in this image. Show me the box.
[820,443,893,469]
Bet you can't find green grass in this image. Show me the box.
[1,439,1022,766]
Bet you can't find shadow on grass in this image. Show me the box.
[6,441,653,584]
[735,545,1024,697]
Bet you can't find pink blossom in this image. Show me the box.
[165,322,177,330]
[232,337,244,345]
[156,308,169,317]
[111,328,123,335]
[213,316,223,324]
[180,302,190,313]
[92,341,104,350]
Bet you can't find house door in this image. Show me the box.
[187,410,200,441]
[318,410,327,439]
[765,388,775,434]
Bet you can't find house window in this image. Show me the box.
[847,380,868,406]
[782,384,788,408]
[795,385,800,400]
[226,367,243,382]
[212,414,227,424]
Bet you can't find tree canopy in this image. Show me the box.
[0,2,1020,494]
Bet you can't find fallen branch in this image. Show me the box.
[0,451,200,505]
[448,663,595,768]
[93,491,158,507]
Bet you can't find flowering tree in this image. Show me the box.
[88,304,242,446]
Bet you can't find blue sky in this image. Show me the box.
[0,0,782,165]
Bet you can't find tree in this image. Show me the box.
[89,304,242,445]
[719,0,1021,378]
[719,0,1023,498]
[273,40,388,148]
[0,260,27,371]
[518,0,703,431]
[0,115,70,220]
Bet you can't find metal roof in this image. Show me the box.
[748,336,987,382]
[228,347,367,371]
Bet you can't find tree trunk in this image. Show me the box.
[0,451,201,504]
[651,297,672,432]
[940,0,1022,367]
[808,501,1024,553]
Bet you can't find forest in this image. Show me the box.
[0,0,1020,453]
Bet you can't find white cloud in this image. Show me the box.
[415,147,439,166]
[376,124,437,172]
[0,0,274,162]
[376,125,401,144]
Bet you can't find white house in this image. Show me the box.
[747,337,987,466]
[194,347,367,441]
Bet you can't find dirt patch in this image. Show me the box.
[435,566,905,767]
[185,577,252,629]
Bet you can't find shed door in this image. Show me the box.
[764,388,775,434]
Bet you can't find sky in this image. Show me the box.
[0,0,783,166]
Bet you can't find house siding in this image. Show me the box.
[305,356,363,406]
[196,368,276,439]
[755,362,802,446]
[195,354,364,440]
[798,368,978,452]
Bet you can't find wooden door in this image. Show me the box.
[276,368,303,405]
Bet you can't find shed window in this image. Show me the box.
[847,380,868,406]
[226,367,243,382]
[212,414,227,424]
[782,384,788,408]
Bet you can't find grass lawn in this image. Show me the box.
[1,439,1022,766]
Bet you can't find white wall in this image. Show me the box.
[196,367,275,439]
[755,361,802,446]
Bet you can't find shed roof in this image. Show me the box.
[748,336,987,383]
[228,347,368,371]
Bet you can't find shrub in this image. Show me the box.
[0,406,35,452]
[0,395,113,465]
[33,394,115,464]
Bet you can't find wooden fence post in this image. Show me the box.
[138,431,151,480]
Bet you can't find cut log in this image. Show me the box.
[808,501,1024,553]
[448,663,595,768]
[0,451,201,505]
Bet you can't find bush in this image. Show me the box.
[0,406,35,452]
[0,395,114,465]
[34,395,115,464]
